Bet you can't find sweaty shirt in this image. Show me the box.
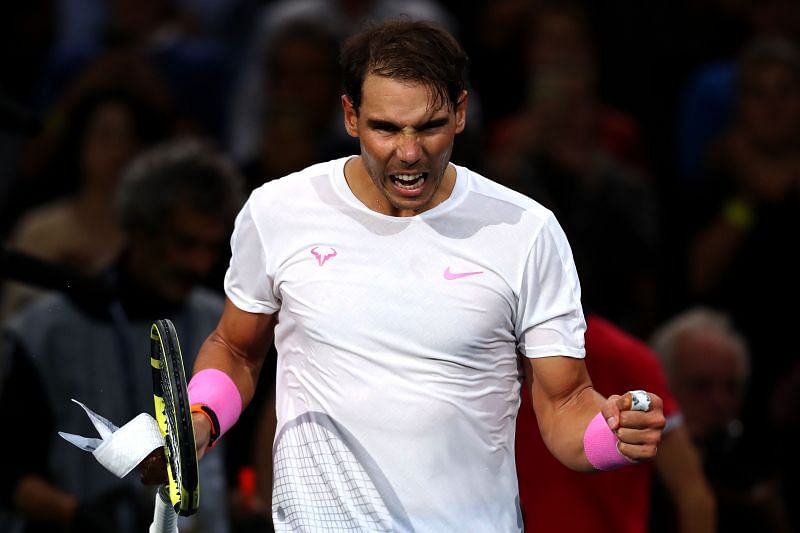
[225,156,586,532]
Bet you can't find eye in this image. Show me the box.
[368,121,400,133]
[418,119,449,133]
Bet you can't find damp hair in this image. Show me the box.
[340,18,468,112]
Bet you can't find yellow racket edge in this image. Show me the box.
[150,320,200,516]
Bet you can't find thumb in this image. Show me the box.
[617,391,634,411]
[601,394,625,431]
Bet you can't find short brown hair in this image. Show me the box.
[340,18,468,112]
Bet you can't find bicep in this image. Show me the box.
[215,297,276,359]
[524,355,594,413]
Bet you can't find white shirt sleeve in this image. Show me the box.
[223,198,281,314]
[515,213,586,359]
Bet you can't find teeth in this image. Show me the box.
[394,176,425,190]
[392,173,423,182]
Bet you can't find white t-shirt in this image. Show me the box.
[225,156,586,532]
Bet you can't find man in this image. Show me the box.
[185,20,665,532]
[0,139,242,533]
[649,307,791,532]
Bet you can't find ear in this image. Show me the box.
[342,95,359,138]
[454,90,468,134]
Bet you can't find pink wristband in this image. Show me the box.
[188,369,243,438]
[583,412,629,471]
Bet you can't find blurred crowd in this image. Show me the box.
[0,0,799,532]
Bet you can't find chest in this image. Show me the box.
[271,221,519,359]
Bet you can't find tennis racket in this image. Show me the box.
[272,411,413,532]
[149,318,200,530]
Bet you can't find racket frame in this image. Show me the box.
[150,319,200,517]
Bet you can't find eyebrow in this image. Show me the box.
[366,116,450,131]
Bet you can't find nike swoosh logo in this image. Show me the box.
[444,267,484,280]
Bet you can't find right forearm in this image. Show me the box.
[192,299,276,410]
[194,330,263,409]
[189,299,276,456]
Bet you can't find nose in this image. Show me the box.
[396,130,421,164]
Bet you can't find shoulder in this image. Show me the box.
[462,165,573,255]
[455,165,572,261]
[248,157,344,206]
[459,164,555,221]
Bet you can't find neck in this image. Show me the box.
[344,157,456,217]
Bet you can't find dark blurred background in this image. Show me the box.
[1,1,799,532]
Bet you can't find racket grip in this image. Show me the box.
[149,486,179,533]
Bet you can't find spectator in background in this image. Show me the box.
[677,37,800,453]
[0,38,178,239]
[486,2,659,337]
[770,360,800,532]
[517,312,715,533]
[0,139,242,533]
[487,1,648,174]
[649,307,792,533]
[34,0,234,143]
[239,19,357,192]
[675,0,800,181]
[0,0,56,210]
[0,85,169,321]
[459,0,538,130]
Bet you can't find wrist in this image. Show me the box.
[191,404,220,448]
[583,412,630,471]
[187,368,242,445]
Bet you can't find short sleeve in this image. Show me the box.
[516,214,586,359]
[224,199,280,314]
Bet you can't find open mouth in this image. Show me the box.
[390,172,427,191]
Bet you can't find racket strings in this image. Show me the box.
[273,421,392,532]
[163,377,183,488]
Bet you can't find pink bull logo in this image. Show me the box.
[311,246,337,266]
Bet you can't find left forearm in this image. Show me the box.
[524,356,665,471]
[525,357,604,471]
[535,385,605,471]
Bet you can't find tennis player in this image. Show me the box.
[186,19,665,531]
